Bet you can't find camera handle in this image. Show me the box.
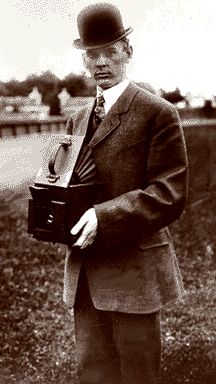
[47,136,72,183]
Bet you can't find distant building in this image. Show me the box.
[176,92,216,120]
[58,88,72,115]
[0,88,49,118]
[176,101,187,109]
[28,87,42,106]
[58,88,94,116]
[212,97,216,108]
[185,93,206,108]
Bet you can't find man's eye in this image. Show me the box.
[87,51,97,59]
[106,50,116,56]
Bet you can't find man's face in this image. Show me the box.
[83,41,130,89]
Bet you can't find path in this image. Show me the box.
[0,131,64,215]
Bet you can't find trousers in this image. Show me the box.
[74,265,161,384]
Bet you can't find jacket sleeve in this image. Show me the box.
[94,105,188,250]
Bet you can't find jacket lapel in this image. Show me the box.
[88,81,139,150]
[73,101,94,137]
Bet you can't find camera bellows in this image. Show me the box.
[72,144,98,185]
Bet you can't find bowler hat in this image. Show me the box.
[73,2,133,50]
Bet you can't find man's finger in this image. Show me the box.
[73,235,85,248]
[72,220,97,248]
[73,226,90,248]
[71,215,87,235]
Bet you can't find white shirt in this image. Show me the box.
[97,78,130,115]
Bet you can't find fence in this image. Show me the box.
[0,116,67,138]
[1,116,216,204]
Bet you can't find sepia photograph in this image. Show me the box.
[0,0,216,383]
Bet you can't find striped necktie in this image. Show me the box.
[94,94,105,125]
[86,94,106,143]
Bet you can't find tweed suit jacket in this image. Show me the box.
[63,81,188,313]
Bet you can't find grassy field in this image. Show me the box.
[1,128,216,383]
[1,188,216,383]
[0,189,77,384]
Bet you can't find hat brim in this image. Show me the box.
[72,27,133,50]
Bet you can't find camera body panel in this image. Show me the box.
[28,183,104,244]
[27,134,104,245]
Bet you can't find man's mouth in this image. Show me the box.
[94,72,111,78]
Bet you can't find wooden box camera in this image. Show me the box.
[27,134,104,245]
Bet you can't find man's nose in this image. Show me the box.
[95,53,107,66]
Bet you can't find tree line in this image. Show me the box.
[4,71,215,117]
[0,71,97,115]
[0,71,96,98]
[0,71,186,102]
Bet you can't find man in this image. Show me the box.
[63,3,188,384]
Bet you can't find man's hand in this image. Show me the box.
[71,208,98,249]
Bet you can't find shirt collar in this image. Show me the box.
[97,78,130,115]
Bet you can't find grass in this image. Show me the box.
[0,190,77,383]
[159,196,216,383]
[1,188,216,383]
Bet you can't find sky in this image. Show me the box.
[1,0,216,96]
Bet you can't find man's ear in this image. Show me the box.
[82,51,90,70]
[126,45,133,63]
[82,52,87,67]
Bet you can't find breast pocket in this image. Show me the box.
[118,139,146,159]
